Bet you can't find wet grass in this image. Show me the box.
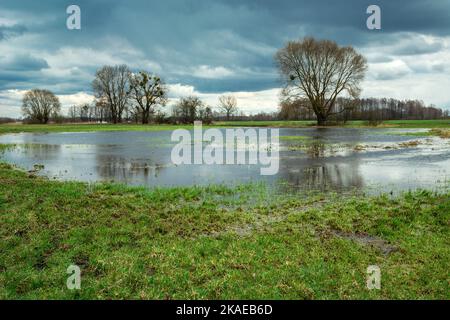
[430,128,450,138]
[0,144,17,153]
[279,135,311,141]
[0,162,448,299]
[378,120,450,128]
[387,128,450,138]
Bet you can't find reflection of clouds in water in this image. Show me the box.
[361,161,448,180]
[361,165,405,181]
[94,152,173,183]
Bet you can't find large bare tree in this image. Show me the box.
[22,89,61,124]
[218,95,238,121]
[275,37,367,125]
[128,71,167,124]
[92,65,131,124]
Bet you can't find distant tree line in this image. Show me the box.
[0,117,17,124]
[278,97,449,122]
[20,87,450,124]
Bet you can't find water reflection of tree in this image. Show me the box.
[278,140,364,192]
[279,162,364,192]
[95,155,165,184]
[22,144,62,159]
[303,164,363,191]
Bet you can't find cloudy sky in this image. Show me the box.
[1,0,450,117]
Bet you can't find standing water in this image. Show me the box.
[0,128,449,194]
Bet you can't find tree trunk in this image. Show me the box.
[142,111,149,124]
[316,114,327,126]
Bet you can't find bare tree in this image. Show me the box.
[94,97,109,123]
[279,98,312,120]
[173,96,203,124]
[22,89,61,124]
[275,37,367,125]
[68,105,79,122]
[128,71,167,124]
[92,65,131,124]
[218,95,238,121]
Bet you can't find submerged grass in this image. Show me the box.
[279,135,311,141]
[430,128,450,138]
[388,128,450,138]
[0,162,448,299]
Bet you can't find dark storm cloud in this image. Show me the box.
[390,40,444,56]
[0,24,26,41]
[178,77,279,94]
[0,0,449,95]
[0,54,49,71]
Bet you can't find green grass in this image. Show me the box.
[429,128,450,138]
[377,120,450,128]
[386,127,450,138]
[279,135,311,141]
[0,123,193,135]
[0,162,448,299]
[0,120,448,135]
[214,120,316,128]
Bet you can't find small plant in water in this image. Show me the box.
[33,164,45,171]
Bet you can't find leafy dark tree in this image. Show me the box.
[275,37,367,125]
[22,89,61,124]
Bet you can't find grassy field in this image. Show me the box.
[0,119,448,135]
[0,123,190,134]
[0,162,448,299]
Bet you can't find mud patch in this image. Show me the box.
[331,230,398,255]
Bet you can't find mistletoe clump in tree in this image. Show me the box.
[128,71,167,124]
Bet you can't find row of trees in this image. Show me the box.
[22,65,240,124]
[22,87,449,124]
[279,97,449,122]
[91,66,167,124]
[91,65,240,124]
